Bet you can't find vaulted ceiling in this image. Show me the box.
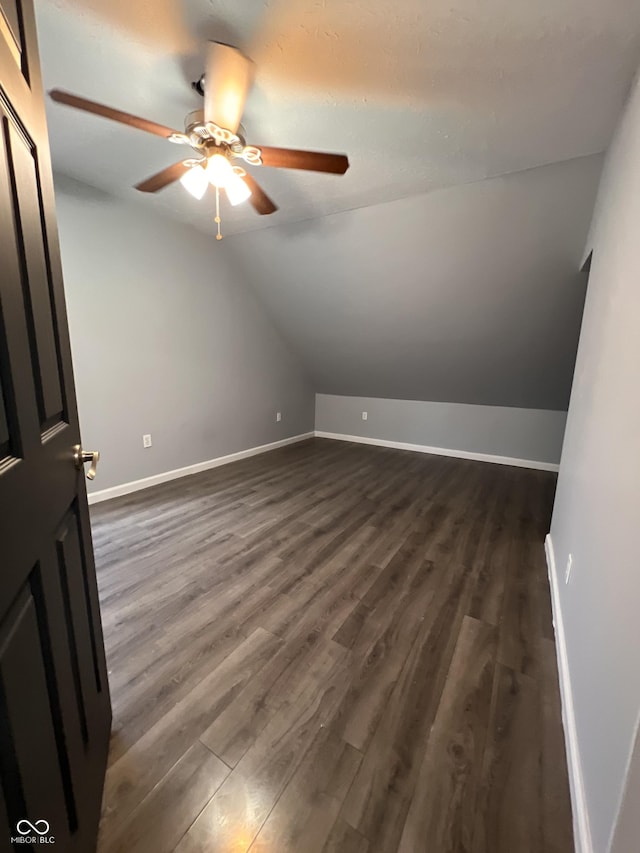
[36,0,640,235]
[37,0,640,410]
[220,155,601,410]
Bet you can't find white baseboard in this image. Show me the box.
[545,534,593,853]
[314,431,560,472]
[87,432,314,505]
[88,428,558,505]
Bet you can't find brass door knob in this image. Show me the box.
[74,446,100,480]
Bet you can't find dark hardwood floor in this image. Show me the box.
[90,438,573,853]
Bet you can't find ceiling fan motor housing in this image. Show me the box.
[182,110,247,155]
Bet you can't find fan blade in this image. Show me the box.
[49,90,180,139]
[205,42,255,133]
[255,146,349,174]
[135,161,191,193]
[242,173,278,215]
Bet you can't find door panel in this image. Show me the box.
[0,586,72,848]
[5,119,64,430]
[1,1,19,38]
[0,1,22,69]
[0,1,111,850]
[55,507,104,734]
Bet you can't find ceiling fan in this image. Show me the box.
[49,41,350,237]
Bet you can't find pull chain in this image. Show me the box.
[215,186,222,240]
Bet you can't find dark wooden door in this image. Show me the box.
[0,1,111,850]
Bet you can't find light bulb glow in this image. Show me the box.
[206,154,234,188]
[225,171,252,206]
[180,164,208,199]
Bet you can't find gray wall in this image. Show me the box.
[223,155,602,410]
[316,394,566,465]
[549,71,640,852]
[54,177,314,493]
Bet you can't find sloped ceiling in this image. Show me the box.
[36,1,637,410]
[35,0,640,235]
[220,155,602,410]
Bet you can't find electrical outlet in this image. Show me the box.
[143,434,152,448]
[362,411,368,421]
[276,412,282,422]
[565,553,573,584]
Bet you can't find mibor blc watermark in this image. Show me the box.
[10,819,56,845]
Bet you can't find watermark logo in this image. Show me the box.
[11,819,55,844]
[17,821,49,835]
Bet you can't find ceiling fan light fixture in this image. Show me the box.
[48,42,347,227]
[180,163,209,199]
[207,153,234,188]
[225,171,252,206]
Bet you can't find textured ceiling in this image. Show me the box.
[35,0,640,236]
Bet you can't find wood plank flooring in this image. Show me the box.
[90,438,573,853]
